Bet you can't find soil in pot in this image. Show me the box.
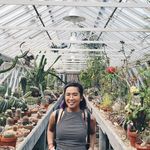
[0,146,15,150]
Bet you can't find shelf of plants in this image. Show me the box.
[0,94,62,150]
[16,102,56,150]
[80,55,150,150]
[0,97,60,149]
[87,100,135,150]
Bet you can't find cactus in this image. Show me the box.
[26,53,65,92]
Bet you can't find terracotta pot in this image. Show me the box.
[1,136,16,143]
[0,136,17,147]
[100,106,112,112]
[135,142,150,150]
[127,130,137,147]
[44,103,49,110]
[13,117,20,124]
[24,111,31,117]
[41,103,49,110]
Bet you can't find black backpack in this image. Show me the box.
[54,109,91,149]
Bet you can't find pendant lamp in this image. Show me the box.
[63,7,85,24]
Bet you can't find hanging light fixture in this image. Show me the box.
[63,7,85,24]
[63,6,85,67]
[70,32,77,41]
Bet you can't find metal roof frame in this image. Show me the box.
[0,0,149,73]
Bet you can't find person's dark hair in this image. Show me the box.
[60,82,87,110]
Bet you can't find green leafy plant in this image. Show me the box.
[125,104,149,132]
[138,67,150,106]
[79,55,107,89]
[22,51,65,96]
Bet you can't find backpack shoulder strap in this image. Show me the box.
[87,110,91,148]
[55,109,59,123]
[53,109,60,148]
[84,109,91,149]
[54,109,64,136]
[54,109,59,138]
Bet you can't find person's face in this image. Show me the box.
[65,86,81,111]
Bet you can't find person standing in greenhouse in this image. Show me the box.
[47,82,96,150]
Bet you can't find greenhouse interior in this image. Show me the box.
[0,0,150,150]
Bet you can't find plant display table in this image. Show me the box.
[15,98,61,150]
[86,100,136,150]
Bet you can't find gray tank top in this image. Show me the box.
[55,109,87,150]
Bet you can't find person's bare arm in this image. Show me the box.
[89,115,96,150]
[47,111,56,150]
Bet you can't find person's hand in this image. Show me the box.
[48,146,55,150]
[49,147,55,150]
[88,147,94,150]
[48,144,55,150]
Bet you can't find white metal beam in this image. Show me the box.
[0,25,150,32]
[1,39,149,44]
[0,0,149,8]
[49,48,118,52]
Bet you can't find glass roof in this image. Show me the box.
[0,0,149,73]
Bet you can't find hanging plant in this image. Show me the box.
[0,51,29,74]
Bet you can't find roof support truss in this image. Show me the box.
[0,0,149,8]
[0,25,149,32]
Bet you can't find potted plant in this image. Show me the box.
[0,130,17,147]
[124,100,149,147]
[99,93,113,111]
[135,128,150,150]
